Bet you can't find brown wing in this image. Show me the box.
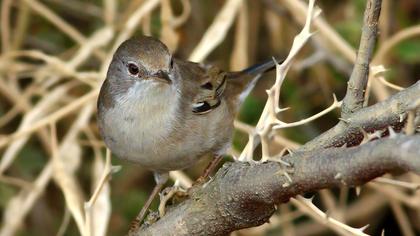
[173,59,228,114]
[190,64,227,115]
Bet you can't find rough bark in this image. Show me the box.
[136,135,420,235]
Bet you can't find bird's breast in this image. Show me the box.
[98,81,235,172]
[99,81,182,168]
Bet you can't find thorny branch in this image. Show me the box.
[301,80,420,151]
[132,0,419,235]
[1,0,419,235]
[136,135,420,235]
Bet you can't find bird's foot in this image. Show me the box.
[158,185,188,217]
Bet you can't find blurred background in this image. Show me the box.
[0,0,419,235]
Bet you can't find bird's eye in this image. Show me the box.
[127,63,139,75]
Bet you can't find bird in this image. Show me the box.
[97,36,278,230]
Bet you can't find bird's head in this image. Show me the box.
[105,36,177,97]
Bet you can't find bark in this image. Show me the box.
[136,135,420,235]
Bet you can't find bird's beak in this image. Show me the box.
[147,71,172,84]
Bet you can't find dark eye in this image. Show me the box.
[170,58,174,69]
[127,63,139,75]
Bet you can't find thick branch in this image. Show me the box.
[341,0,382,117]
[301,80,420,151]
[134,135,420,235]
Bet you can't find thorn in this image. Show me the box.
[388,126,397,138]
[270,156,291,167]
[359,224,370,232]
[276,107,291,115]
[283,172,293,183]
[202,176,213,188]
[371,130,383,139]
[280,160,291,167]
[359,128,369,144]
[332,93,338,102]
[355,186,361,196]
[339,142,347,148]
[301,195,314,203]
[360,129,382,144]
[399,113,405,122]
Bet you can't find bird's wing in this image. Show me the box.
[179,59,279,115]
[191,64,227,115]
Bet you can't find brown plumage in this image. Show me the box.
[97,36,277,226]
[98,36,276,173]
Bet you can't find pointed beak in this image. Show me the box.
[147,71,172,84]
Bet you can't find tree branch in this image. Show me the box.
[134,135,420,236]
[301,80,420,151]
[341,0,382,117]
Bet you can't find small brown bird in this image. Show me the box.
[97,36,277,228]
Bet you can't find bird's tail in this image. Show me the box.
[226,58,282,103]
[241,59,277,76]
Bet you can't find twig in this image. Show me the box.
[389,200,416,236]
[300,81,420,151]
[1,0,12,52]
[0,88,99,149]
[188,0,243,62]
[292,196,368,236]
[273,95,341,129]
[341,0,382,117]
[374,177,419,191]
[84,149,120,236]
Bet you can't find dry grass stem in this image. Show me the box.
[189,0,243,62]
[374,177,420,191]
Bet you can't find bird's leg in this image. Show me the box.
[195,155,223,185]
[129,172,169,233]
[158,185,187,217]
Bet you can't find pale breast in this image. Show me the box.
[98,80,234,172]
[99,81,181,168]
